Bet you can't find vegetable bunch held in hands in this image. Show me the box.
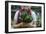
[21,11,33,23]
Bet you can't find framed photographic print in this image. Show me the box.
[5,1,45,33]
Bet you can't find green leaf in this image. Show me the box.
[21,11,33,23]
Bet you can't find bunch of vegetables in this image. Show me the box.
[21,11,33,23]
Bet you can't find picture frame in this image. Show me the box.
[5,1,45,33]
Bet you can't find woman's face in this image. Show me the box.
[20,6,31,15]
[21,6,29,10]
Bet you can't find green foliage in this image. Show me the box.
[21,11,33,23]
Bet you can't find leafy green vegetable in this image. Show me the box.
[21,11,33,23]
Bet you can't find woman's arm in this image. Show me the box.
[30,10,37,27]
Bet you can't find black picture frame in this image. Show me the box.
[5,1,45,33]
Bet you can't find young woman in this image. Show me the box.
[12,6,37,28]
